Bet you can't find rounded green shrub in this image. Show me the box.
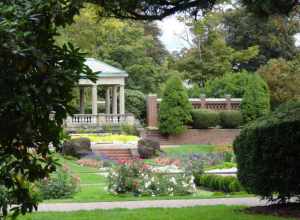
[234,101,300,202]
[240,75,270,123]
[159,76,193,135]
[191,109,220,129]
[137,138,161,159]
[219,111,242,128]
[62,138,92,158]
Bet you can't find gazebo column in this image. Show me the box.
[112,85,118,114]
[79,87,85,114]
[105,87,111,114]
[92,85,98,115]
[119,85,125,114]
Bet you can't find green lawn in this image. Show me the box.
[16,206,294,220]
[163,145,217,155]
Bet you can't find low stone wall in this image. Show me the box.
[142,129,240,146]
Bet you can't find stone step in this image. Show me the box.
[93,149,133,161]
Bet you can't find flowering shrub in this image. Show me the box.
[153,158,181,167]
[38,165,80,199]
[107,160,196,196]
[77,159,103,168]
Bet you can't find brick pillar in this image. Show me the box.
[200,94,206,109]
[225,94,231,110]
[147,94,158,128]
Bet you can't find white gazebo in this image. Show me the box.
[66,58,135,127]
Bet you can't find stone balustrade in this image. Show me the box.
[66,113,135,127]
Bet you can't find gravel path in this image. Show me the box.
[37,198,269,212]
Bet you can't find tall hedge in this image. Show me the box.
[159,76,192,135]
[241,75,270,123]
[234,101,300,202]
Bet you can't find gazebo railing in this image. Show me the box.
[104,114,127,124]
[68,114,98,124]
[66,113,135,127]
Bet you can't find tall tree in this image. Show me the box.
[257,58,300,107]
[174,12,258,85]
[223,8,300,71]
[57,4,170,94]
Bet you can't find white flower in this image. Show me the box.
[170,177,177,185]
[145,181,151,188]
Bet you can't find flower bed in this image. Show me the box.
[107,160,196,196]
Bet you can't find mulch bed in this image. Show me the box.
[245,203,300,219]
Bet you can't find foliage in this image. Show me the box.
[187,84,202,98]
[125,89,146,122]
[138,139,161,159]
[204,71,252,98]
[174,12,259,85]
[62,138,92,158]
[120,123,139,136]
[241,75,270,123]
[38,165,80,200]
[234,101,300,202]
[195,174,242,193]
[223,9,299,71]
[241,0,297,16]
[107,160,196,196]
[57,5,171,94]
[0,0,95,217]
[159,76,193,135]
[191,109,220,129]
[219,111,242,129]
[257,58,300,107]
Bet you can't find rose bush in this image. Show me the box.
[107,160,196,196]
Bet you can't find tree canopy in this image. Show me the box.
[257,58,300,107]
[223,8,300,71]
[57,4,170,94]
[173,11,259,85]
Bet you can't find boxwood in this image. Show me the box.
[234,101,300,202]
[219,110,242,128]
[191,109,220,129]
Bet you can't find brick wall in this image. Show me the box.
[142,129,240,146]
[147,94,242,128]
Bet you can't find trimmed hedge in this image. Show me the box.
[234,101,300,202]
[195,174,242,193]
[191,109,220,129]
[219,111,242,128]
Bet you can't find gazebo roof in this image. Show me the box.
[84,58,128,78]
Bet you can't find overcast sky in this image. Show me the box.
[157,16,191,52]
[158,15,300,52]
